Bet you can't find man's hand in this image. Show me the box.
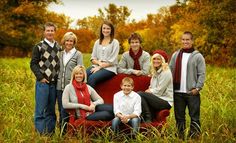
[40,78,49,83]
[190,88,199,96]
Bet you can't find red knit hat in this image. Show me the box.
[152,50,168,63]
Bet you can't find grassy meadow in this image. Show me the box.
[0,55,235,143]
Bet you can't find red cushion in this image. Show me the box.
[95,73,151,104]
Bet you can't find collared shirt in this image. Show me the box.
[113,91,141,117]
[63,47,76,66]
[44,38,55,48]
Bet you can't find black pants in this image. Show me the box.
[86,104,114,121]
[138,91,171,121]
[174,93,201,137]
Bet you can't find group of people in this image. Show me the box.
[30,21,206,139]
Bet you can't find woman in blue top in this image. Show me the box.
[86,20,120,88]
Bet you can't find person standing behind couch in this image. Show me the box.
[118,32,150,76]
[56,32,83,133]
[86,20,120,88]
[169,31,206,139]
[138,50,173,123]
[30,22,61,135]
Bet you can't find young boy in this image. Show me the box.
[112,77,141,136]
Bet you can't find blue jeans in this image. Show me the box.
[34,81,56,134]
[174,93,201,137]
[111,117,140,135]
[56,90,69,132]
[86,66,115,88]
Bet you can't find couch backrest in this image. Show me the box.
[95,73,151,104]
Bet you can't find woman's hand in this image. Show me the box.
[132,70,142,76]
[90,66,101,73]
[145,88,151,93]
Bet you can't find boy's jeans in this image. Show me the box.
[34,81,56,134]
[112,117,140,135]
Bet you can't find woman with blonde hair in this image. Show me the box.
[57,32,83,132]
[138,50,173,122]
[62,65,114,131]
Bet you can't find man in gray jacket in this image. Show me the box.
[169,31,206,139]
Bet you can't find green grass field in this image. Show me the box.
[0,55,235,143]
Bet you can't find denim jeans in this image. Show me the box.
[56,90,69,133]
[34,81,56,134]
[174,93,201,137]
[86,66,115,88]
[111,117,140,135]
[86,104,114,121]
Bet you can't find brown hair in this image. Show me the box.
[128,32,142,44]
[99,20,115,44]
[43,22,57,31]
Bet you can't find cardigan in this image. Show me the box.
[62,83,104,117]
[149,68,174,106]
[57,50,83,90]
[90,39,120,74]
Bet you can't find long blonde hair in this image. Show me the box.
[150,54,169,76]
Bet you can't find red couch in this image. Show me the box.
[67,74,170,134]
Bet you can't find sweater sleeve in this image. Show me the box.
[76,51,83,66]
[196,54,206,89]
[87,85,104,105]
[117,53,134,74]
[30,44,44,81]
[141,52,151,75]
[106,39,120,65]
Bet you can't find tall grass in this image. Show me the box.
[0,55,235,142]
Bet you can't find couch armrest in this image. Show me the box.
[154,109,170,122]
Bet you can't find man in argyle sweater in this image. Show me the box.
[30,22,61,135]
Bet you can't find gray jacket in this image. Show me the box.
[62,83,104,117]
[118,50,150,75]
[169,50,206,91]
[57,50,83,90]
[149,68,174,106]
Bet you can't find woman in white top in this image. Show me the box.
[86,20,120,88]
[138,50,173,122]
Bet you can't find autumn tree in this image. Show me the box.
[0,0,70,56]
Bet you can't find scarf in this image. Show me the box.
[72,79,91,118]
[173,48,195,90]
[129,48,143,70]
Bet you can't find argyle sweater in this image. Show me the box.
[30,40,61,82]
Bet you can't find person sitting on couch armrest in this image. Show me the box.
[118,32,150,76]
